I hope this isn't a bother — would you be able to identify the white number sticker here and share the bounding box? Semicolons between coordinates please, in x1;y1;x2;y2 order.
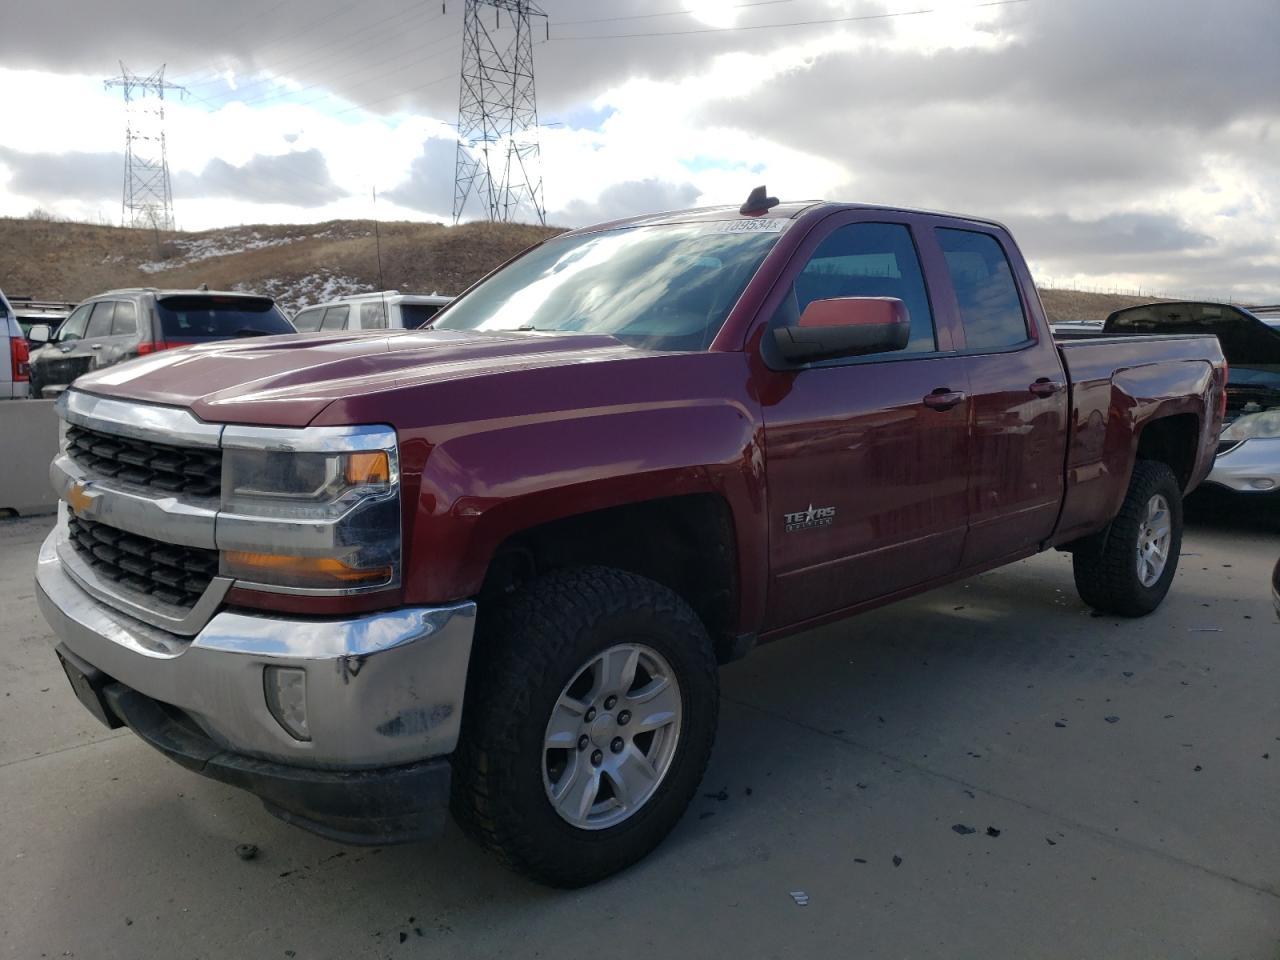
712;218;788;234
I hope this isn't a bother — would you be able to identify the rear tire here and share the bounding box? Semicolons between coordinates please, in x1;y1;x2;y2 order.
451;566;719;887
1072;460;1182;617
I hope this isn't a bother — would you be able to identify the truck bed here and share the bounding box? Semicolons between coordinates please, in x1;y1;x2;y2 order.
1053;333;1225;544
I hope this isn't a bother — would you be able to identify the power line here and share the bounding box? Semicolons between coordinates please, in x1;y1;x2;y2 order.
170;0;311;87
546;0;1029;41
554;0;794;28
178;0;414;91
221;27;461;112
176;1;447;108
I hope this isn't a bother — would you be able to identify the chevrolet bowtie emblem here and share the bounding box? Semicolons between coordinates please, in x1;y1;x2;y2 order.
67;480;95;515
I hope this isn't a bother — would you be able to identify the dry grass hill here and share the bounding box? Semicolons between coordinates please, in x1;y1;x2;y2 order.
2;216;1156;321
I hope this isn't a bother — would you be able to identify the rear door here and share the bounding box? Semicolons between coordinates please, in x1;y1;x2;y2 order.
759;212;972;628
929;223;1069;565
66;300;116;385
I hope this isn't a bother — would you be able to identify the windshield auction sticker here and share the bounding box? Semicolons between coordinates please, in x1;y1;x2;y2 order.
711;218;789;234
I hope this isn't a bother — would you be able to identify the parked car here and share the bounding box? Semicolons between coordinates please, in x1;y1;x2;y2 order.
0;288;31;399
291;291;452;333
35;191;1225;887
1055;301;1280;495
28;288;294;398
1273;555;1280;619
8;297;76;344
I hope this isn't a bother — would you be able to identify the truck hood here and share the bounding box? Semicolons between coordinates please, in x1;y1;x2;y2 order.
72;329;644;427
1104;301;1280;367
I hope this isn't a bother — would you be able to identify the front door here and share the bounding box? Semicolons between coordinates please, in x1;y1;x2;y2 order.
39;302;92;391
758;216;972;630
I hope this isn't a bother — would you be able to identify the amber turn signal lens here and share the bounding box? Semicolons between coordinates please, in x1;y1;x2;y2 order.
345;451;390;485
223;550;391;587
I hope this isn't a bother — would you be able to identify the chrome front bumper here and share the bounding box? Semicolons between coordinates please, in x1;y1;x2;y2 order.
36;530;476;770
1204;437;1280;494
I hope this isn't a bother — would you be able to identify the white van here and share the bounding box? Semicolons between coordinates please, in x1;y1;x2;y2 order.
292;291;452;334
0;288;31;399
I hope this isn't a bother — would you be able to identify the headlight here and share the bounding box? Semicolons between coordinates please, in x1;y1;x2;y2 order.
217;425;401;593
1220;410;1280;443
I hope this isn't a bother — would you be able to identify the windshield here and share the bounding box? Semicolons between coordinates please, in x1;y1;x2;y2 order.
156;296;294;341
432;221;787;351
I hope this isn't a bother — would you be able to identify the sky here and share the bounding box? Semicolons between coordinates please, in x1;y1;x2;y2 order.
2;0;1279;301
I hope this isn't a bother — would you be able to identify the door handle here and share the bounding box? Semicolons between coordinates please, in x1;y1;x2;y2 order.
58;345;73;353
90;344;104;350
1029;377;1062;397
923;388;966;411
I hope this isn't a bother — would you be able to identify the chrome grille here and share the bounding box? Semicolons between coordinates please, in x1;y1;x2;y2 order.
65;423;222;497
67;513;219;609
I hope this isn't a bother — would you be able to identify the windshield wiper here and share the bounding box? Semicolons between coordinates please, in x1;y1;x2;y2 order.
232;328;272;338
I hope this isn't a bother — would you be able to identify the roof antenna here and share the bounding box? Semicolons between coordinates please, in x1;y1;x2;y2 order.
740;184;779;216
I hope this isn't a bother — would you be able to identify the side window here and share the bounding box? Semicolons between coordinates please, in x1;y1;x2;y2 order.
85;301;116;339
320;305;350;331
292;308;323;332
775;222;936;354
59;304;92;342
360;302;388;330
936;228;1029;350
111;300;138;336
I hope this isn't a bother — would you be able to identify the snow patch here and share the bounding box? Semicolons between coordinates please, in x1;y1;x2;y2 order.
237;272;374;315
138;226;363;273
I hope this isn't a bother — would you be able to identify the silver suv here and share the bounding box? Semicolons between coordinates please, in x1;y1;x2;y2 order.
291;291;452;333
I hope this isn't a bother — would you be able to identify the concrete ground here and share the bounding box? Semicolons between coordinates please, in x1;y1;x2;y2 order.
2;498;1277;960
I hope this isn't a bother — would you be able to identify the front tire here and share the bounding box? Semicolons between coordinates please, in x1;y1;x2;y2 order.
1072;459;1182;617
451;566;719;887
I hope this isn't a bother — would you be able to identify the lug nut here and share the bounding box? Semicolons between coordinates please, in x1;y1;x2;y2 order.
584;707;597;722
578;734;589;751
603;695;618;710
610;737;624;754
590;749;603;767
617;710;631;725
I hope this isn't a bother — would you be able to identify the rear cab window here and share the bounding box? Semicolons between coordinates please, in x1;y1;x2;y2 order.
156;296;293;342
936;228;1029;350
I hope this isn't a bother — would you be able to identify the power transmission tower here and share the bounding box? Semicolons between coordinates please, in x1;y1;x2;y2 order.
105;62;185;231
452;1;548;225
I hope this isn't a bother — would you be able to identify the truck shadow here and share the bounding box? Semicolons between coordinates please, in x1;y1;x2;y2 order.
1185;486;1280;537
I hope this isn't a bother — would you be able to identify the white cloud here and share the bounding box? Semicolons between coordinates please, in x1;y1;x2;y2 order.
1;0;1278;299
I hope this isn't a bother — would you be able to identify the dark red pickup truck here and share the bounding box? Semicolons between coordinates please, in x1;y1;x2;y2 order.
36;191;1226;886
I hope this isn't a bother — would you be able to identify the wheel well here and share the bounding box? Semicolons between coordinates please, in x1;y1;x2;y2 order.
481;494;741;662
1135;413;1199;490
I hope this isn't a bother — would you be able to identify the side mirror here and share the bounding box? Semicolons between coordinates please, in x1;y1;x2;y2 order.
773;297;911;364
27;323;50;346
